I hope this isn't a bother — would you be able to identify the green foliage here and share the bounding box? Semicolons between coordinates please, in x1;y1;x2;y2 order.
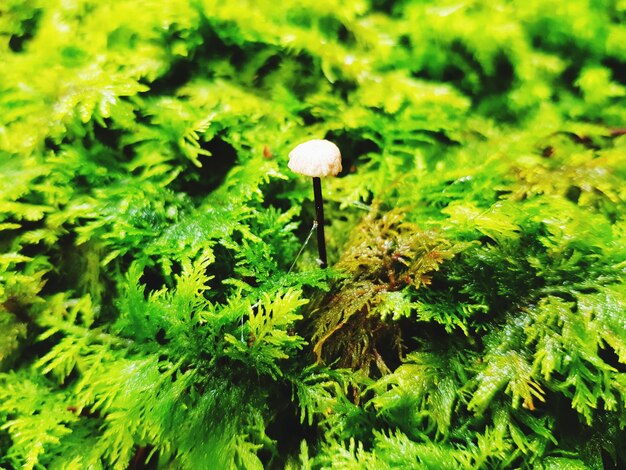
0;371;79;470
1;255;312;468
1;0;625;468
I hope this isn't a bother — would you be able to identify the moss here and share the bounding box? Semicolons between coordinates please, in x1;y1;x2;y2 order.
1;0;625;468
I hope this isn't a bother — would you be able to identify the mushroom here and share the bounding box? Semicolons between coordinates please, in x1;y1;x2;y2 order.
288;139;342;268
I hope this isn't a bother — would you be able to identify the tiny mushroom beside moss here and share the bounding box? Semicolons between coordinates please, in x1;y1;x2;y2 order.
288;139;342;268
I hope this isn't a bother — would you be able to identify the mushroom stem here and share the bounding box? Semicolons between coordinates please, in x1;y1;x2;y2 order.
312;177;327;268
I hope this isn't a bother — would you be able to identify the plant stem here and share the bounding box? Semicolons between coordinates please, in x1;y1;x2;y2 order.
312;177;327;268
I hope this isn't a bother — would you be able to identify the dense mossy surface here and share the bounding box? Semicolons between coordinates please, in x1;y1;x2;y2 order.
1;0;625;468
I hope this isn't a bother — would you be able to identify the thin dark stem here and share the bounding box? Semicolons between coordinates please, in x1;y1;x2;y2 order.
312;177;327;268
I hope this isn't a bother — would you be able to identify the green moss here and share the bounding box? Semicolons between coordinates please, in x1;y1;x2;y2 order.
1;0;625;468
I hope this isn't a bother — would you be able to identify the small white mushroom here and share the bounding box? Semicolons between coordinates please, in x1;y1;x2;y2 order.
288;139;342;177
288;139;342;268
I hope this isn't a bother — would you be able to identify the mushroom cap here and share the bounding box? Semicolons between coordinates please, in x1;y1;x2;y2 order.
288;139;342;177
